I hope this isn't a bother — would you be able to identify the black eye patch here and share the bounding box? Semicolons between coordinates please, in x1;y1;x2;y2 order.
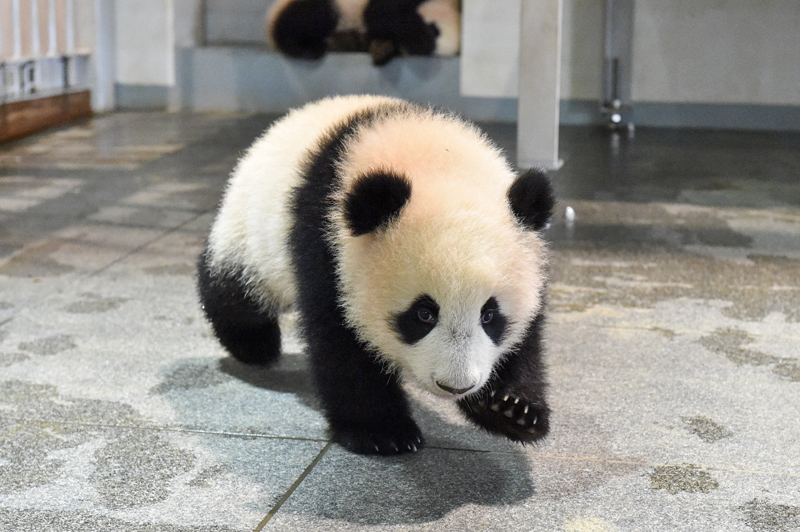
392;295;439;345
480;297;508;345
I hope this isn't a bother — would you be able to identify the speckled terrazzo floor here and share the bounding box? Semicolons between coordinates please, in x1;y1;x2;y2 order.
1;112;799;532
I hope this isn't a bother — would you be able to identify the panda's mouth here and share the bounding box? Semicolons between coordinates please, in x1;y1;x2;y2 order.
428;373;480;398
434;380;475;396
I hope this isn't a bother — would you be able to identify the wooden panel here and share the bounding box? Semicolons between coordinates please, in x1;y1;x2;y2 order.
0;90;91;142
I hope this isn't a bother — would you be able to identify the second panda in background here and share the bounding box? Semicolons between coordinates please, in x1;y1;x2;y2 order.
267;0;460;65
198;95;555;455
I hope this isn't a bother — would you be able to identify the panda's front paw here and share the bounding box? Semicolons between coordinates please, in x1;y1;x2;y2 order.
458;388;549;443
331;419;424;456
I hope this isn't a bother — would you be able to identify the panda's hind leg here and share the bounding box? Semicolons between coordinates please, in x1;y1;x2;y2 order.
197;248;281;365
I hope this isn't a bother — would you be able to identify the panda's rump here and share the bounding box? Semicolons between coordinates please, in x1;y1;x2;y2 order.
207;95;403;312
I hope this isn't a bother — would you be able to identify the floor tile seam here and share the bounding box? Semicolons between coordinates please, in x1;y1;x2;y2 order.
534;453;800;478
62;211;209;230
0;415;330;444
6;410;796;479
85;209;213;279
253;441;333;532
0;412;541;457
0;209;212;327
548;321;800;338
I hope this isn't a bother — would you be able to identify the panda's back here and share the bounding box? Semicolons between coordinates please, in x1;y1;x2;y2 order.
207;95;400;311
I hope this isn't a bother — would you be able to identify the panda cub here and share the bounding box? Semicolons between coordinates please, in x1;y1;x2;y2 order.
267;0;460;64
198;95;555;455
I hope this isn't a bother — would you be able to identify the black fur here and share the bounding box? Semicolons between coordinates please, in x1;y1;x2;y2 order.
289;104;424;455
343;172;412;236
271;0;339;60
196;247;282;365
507;169;555;231
392;294;439;345
458;312;550;443
364;0;439;61
480;297;508;346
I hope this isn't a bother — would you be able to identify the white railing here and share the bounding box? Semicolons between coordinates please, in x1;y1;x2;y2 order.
1;0;89;102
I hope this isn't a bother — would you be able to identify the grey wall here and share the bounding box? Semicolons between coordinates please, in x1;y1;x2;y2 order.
113;0;800;128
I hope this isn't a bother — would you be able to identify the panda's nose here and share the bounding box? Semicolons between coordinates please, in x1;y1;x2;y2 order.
436;380;476;395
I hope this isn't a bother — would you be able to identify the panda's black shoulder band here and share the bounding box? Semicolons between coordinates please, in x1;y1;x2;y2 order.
344;171;412;236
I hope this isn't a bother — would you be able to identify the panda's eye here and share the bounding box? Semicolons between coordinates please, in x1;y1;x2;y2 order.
480;297;508;345
393;295;440;345
417;308;436;324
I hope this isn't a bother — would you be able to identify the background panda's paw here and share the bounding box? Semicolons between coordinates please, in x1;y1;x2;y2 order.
331;420;424;456
458;388;550;443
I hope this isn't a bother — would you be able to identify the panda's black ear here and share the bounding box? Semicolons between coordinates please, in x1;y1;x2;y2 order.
343;171;412;236
507;169;555;231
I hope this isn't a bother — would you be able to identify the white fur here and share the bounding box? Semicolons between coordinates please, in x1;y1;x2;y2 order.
335;0;368;32
207;95;400;312
418;0;460;56
208;95;547;398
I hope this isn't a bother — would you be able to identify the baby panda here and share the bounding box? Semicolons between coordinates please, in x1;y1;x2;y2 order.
266;0;460;65
197;95;555;455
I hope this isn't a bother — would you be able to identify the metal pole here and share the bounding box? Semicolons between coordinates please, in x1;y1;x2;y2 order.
601;0;634;130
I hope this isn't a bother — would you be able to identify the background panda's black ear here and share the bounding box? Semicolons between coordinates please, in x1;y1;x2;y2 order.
507;169;555;231
344;172;412;236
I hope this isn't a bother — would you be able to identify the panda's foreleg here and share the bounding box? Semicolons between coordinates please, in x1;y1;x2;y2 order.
294;271;423;455
457;313;550;444
304;323;424;455
196;247;282;365
289;234;422;454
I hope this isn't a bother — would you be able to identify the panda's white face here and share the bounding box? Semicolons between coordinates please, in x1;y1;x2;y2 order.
329;108;549;400
334;210;547;399
391;292;508;397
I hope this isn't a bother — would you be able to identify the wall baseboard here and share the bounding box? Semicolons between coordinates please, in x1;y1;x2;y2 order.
1;91;92;143
115;84;175;110
562;99;800;132
631;101;800;132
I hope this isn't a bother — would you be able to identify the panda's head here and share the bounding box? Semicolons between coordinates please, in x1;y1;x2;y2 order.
331;163;554;399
